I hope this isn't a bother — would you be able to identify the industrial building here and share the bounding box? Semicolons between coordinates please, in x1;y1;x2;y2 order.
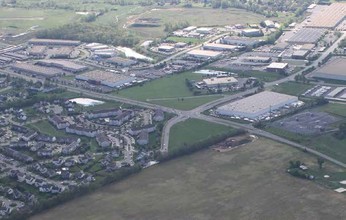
287;28;326;44
36;60;88;73
203;77;238;88
203;43;238;51
311;58;346;81
28;39;81;46
76;70;135;88
220;36;261;47
10;63;62;78
216;91;298;119
104;57;137;67
27;46;46;57
242;29;263;37
292;50;310;59
158;45;175;53
196;27;214;34
186;49;222;59
266;62;288;73
306;3;346;29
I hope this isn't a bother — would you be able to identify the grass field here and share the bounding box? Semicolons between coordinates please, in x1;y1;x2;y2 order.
271;81;314;96
28;120;69;137
236;70;285;82
0;8;79;33
30;138;346;220
317;103;346;118
117;72;223;110
127;7;266;39
168;118;234;151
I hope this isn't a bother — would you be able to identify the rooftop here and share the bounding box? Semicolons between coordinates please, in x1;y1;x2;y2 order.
217;91;297;114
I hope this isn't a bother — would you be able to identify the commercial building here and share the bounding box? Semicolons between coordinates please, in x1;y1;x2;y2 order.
76;70;136;88
36;60;88;73
27;46;46;57
186;49;222;59
266;62;288;73
287;28;326;44
242;29;263;37
47;47;74;59
28;39;81;46
203;43;238;51
216;91;298;119
306;3;346;29
311;58;346;81
10;63;62;78
203;77;238;88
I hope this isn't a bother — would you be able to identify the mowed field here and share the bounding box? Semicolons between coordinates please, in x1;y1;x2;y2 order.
117;72;223;110
30;138;346;220
0;8;79;33
168;118;235;151
127;7;266;38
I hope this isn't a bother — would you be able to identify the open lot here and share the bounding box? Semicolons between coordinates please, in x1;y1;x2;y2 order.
127;7;266;39
168;118;235;151
27;120;70;137
271;81;314;96
30;138;346;220
117;72;223;110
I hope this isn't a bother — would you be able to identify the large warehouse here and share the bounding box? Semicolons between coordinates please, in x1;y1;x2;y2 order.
306;3;346;29
203;77;238;88
311;58;346;81
216;91;298;119
203;43;238;51
76;70;135;88
36;60;88;73
10;63;62;78
286;28;326;44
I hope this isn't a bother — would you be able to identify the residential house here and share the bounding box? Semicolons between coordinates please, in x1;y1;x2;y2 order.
96;133;111;148
48;115;69;129
66;125;97;138
153;109;164;122
137;130;149;145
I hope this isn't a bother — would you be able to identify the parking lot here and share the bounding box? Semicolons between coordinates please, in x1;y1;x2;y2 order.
271;111;339;135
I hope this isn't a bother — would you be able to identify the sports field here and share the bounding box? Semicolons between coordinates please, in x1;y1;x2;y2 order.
117;72;223;110
30;138;346;220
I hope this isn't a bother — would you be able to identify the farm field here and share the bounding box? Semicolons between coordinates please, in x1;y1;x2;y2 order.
0;8;79;33
271;81;314;96
117;71;223;110
168;118;235;151
30;138;346;220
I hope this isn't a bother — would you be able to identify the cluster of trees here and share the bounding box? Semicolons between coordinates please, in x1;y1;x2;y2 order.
335;123;346;140
208;0;314;17
164;21;190;33
36;23;139;47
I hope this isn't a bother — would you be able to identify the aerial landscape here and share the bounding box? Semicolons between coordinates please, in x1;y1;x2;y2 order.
0;0;345;219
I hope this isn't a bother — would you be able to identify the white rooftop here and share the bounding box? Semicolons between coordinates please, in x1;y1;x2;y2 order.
217;91;297;114
267;62;288;69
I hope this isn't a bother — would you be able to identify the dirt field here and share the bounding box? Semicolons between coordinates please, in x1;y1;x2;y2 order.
30;138;346;220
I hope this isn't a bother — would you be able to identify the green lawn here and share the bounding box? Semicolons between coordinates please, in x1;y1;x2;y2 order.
271;81;314;96
169;118;235;151
236;70;285;82
117;72;223;110
317;103;346;118
0;8;80;33
28;120;69;137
